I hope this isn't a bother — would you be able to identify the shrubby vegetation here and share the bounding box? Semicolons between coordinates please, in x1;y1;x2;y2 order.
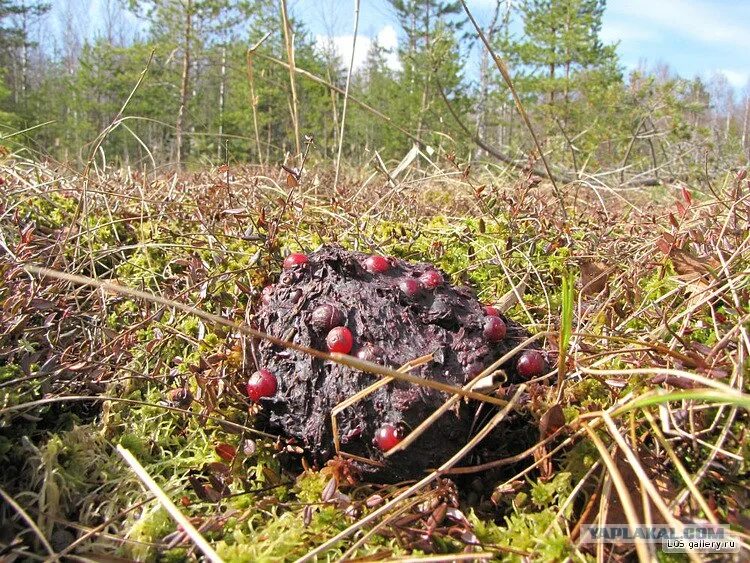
0;0;748;179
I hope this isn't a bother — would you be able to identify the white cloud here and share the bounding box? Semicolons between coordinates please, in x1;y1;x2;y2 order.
315;25;401;71
718;69;750;89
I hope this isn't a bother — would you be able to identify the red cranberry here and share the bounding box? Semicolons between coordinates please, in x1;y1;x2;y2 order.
311;304;345;333
246;369;277;402
283;253;308;269
485;305;499;316
374;423;403;452
364;255;390;274
261;285;275;305
398;278;421;299
419;270;443;290
326;326;353;354
483;316;507;342
517;350;546;378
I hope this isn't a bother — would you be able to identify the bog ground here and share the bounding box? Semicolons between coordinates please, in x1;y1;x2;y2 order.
0;154;748;561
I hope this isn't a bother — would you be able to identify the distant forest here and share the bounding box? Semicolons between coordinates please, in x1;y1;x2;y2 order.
1;0;749;181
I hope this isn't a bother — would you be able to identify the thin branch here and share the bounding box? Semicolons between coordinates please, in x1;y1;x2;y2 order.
460;0;568;222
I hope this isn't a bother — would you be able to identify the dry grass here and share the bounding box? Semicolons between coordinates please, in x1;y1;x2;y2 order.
0;145;748;561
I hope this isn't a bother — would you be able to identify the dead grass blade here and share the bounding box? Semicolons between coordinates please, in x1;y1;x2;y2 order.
279;0;300;156
0;485;56;558
581;422;653;561
116;445;223;563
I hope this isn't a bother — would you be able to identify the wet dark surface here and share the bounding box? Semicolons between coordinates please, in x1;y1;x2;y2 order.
255;246;544;482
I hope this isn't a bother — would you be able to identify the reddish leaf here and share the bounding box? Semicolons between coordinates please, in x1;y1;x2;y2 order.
207;462;231;475
215;443;236;462
203;484;223;503
20;224;34;244
236;281;253;295
676;200;687;217
655;236;671;255
681;185;692;206
539;404;566;438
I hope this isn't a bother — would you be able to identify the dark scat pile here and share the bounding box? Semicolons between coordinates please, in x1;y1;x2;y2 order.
255;246;544;482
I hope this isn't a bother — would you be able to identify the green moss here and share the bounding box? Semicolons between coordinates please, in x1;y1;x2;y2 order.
295;471;328;503
570;377;612;410
126;506;175;560
563;440;599;481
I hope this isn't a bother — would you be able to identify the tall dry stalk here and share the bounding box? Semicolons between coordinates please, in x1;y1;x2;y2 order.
280;0;301;157
333;0;360;191
247;33;270;165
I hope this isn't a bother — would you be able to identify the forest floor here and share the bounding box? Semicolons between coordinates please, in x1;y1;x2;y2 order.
0;152;748;562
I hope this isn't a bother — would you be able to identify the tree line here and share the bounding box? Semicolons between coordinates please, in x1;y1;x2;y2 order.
1;0;749;181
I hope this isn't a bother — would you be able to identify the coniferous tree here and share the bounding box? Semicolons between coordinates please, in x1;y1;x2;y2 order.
516;0;617;113
0;0;50;120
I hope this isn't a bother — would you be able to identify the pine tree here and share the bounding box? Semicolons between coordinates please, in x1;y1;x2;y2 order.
516;0;617;112
0;0;50;114
388;0;468;149
126;0;252;166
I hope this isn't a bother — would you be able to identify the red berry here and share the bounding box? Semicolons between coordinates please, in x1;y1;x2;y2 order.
483;316;507;342
364;255;390;274
485;305;499;316
326;326;353;354
283;253;308;269
261;285;275;305
246;369;277;402
516;350;546;379
419;270;443;290
374;424;403;451
311;304;345;333
398;278;421;299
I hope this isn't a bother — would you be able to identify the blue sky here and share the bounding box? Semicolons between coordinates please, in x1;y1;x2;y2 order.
292;0;750;91
49;0;750;92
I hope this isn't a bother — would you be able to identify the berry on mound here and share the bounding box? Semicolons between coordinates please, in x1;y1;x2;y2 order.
483;316;507;342
356;343;387;364
374;423;403;452
419;270;443;290
516;350;546;378
484;305;499;316
364;255;390;274
311;304;345;333
398;278;421;299
246;369;277;402
283;253;308;269
326;326;354;354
